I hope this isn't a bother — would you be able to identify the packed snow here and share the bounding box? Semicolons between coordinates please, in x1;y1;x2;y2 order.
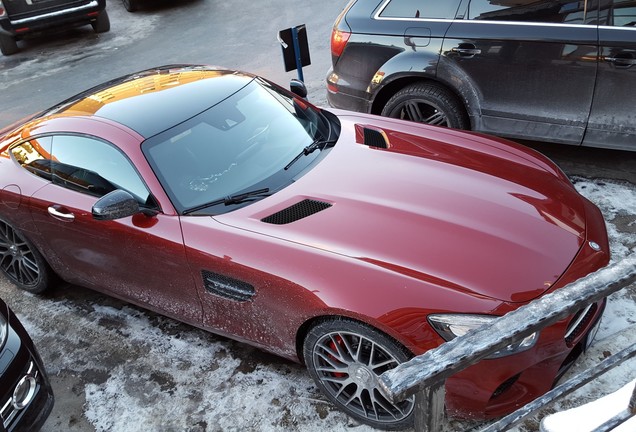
540;379;636;432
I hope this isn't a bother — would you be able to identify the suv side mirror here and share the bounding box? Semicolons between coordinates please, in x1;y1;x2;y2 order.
92;189;140;221
290;79;307;98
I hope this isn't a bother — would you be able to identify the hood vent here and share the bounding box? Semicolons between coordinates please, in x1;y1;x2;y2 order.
360;125;389;149
202;270;255;302
261;199;332;225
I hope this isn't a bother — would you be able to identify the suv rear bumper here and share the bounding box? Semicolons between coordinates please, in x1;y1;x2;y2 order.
0;0;102;37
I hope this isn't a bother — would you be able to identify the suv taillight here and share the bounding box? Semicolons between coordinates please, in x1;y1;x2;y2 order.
331;28;350;58
0;1;5;18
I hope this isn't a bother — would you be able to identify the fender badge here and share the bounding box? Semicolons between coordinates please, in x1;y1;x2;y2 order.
589;241;601;251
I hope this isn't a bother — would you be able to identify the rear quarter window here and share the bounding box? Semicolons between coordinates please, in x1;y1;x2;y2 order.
379;0;462;19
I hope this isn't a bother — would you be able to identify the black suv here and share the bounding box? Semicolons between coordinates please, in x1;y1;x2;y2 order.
0;0;109;56
0;297;54;431
327;0;636;151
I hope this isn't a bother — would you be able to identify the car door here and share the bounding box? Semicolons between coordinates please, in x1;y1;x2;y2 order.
439;0;599;144
26;134;202;323
583;0;636;150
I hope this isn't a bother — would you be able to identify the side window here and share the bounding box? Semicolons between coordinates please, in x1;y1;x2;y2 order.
464;0;590;24
379;0;462;19
50;135;152;204
607;0;636;26
10;136;54;181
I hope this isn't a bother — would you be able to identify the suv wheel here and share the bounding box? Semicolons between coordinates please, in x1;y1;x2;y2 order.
0;34;19;56
92;10;111;33
122;0;139;12
382;83;469;130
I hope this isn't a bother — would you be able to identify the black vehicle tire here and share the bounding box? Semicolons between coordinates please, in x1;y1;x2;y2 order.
92;10;111;33
122;0;139;12
0;218;55;294
303;319;415;430
381;82;469;130
0;34;19;56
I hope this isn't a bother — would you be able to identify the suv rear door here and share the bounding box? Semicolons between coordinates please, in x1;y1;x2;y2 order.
439;0;599;144
583;0;636;150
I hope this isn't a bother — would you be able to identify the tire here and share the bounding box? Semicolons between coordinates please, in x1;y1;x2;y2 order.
0;218;54;294
381;82;469;130
122;0;139;12
0;34;19;56
92;10;111;33
303;319;415;430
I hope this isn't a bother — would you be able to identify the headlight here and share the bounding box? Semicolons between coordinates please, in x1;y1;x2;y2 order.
428;314;538;359
0;312;7;348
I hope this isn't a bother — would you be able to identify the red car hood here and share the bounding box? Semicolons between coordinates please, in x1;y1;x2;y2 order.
217;113;587;303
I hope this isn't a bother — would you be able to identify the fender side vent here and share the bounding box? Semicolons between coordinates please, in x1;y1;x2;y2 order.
363;127;389;149
261;199;332;225
202;270;255;302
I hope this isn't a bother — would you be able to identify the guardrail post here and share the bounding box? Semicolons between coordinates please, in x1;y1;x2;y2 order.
414;381;446;432
630;382;636;415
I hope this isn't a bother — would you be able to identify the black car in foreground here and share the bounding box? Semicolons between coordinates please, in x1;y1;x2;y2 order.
0;297;53;431
0;0;108;55
327;0;636;151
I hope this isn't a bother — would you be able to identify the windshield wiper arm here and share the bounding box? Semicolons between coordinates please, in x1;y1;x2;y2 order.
182;187;270;215
284;138;336;171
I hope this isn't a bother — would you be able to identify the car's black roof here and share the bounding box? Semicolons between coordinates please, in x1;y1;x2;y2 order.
44;65;254;139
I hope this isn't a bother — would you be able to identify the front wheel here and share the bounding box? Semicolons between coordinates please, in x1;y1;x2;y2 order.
0;218;54;294
381;83;469;130
303;319;415;430
91;10;111;33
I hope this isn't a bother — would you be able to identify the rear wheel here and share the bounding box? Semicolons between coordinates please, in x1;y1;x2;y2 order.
0;34;19;56
0;218;54;294
381;82;469;130
92;10;111;33
303;319;415;430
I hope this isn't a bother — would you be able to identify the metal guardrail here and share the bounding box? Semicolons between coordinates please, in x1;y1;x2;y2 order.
377;254;636;431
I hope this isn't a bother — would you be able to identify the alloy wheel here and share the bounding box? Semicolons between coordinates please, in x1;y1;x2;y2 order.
0;220;40;287
311;329;414;425
396;100;448;126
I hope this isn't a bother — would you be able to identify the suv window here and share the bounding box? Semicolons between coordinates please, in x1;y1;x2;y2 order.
49;135;151;203
463;0;589;24
379;0;462;19
607;0;636;26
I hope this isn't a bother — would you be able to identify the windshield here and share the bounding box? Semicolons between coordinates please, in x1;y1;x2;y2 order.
142;78;334;215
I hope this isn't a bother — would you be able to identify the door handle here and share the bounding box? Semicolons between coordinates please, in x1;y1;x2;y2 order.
48;206;75;222
604;56;636;67
451;45;481;57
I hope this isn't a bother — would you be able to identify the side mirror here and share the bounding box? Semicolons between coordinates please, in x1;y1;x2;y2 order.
290;79;308;98
92;189;140;221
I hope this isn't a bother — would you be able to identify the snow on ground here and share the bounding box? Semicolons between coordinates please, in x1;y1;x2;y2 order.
540;379;636;432
3;177;634;432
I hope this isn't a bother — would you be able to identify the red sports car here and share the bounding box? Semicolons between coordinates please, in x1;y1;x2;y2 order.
0;65;609;430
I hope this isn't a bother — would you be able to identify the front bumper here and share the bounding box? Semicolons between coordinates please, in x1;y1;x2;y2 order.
445;195;610;419
445;299;605;419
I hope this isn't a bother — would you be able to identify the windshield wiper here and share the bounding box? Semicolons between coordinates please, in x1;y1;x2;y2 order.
284;138;336;171
182;188;270;215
